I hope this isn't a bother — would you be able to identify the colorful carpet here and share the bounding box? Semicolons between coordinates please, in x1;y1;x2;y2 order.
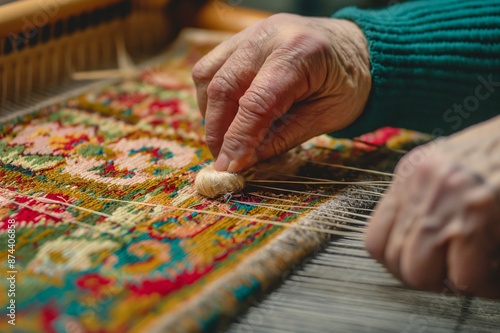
0;30;429;332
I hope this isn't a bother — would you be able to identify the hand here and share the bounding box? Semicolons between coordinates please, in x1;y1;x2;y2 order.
366;116;500;298
192;13;371;172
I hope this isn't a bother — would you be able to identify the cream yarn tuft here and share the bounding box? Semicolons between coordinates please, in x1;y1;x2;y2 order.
195;164;245;198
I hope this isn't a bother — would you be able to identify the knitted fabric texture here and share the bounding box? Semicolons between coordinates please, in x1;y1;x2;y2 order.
332;0;500;138
0;32;428;332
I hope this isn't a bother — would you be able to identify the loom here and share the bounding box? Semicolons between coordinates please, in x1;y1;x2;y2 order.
1;1;499;332
0;0;266;113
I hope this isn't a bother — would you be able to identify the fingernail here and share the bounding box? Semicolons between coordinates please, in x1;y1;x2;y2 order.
214;153;229;171
227;160;241;173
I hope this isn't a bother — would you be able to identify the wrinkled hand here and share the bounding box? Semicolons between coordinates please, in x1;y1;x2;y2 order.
367;116;500;298
192;13;371;172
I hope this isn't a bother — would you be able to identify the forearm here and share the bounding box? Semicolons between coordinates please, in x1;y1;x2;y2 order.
331;0;500;137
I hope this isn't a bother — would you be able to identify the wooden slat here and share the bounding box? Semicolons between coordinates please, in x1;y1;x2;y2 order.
195;1;270;32
0;0;122;37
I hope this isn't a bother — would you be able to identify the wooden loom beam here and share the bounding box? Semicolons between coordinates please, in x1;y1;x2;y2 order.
0;0;269;109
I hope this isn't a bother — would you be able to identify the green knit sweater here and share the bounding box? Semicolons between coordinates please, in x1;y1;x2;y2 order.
331;0;500;137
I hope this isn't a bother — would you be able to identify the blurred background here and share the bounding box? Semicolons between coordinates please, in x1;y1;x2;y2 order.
235;0;395;16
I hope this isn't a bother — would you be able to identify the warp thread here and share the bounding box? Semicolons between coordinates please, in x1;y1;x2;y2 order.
195;164;245;198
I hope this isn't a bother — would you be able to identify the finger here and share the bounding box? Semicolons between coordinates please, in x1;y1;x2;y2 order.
214;54;310;172
364;150;424;264
447;186;500;298
383;156;452;281
192;33;244;117
381;177;416;280
204;46;267;157
399;215;448;292
395;166;469;291
406;166;498;295
447;224;499;298
364;184;400;264
415;159;457;214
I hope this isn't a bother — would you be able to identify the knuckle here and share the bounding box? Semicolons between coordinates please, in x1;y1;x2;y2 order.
204;132;222;151
206;76;236;102
292;33;330;54
269;12;292;21
276;33;330;65
418;160;440;184
262;13;293;27
418;217;444;236
395;147;435;179
441;170;463;193
239;87;276;119
206;80;224;101
192;60;211;84
249;15;285;44
224;131;255;152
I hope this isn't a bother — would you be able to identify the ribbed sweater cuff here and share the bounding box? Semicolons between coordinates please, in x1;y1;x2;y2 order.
331;0;500;138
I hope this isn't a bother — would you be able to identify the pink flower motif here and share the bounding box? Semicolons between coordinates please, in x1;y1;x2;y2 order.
10;123;99;156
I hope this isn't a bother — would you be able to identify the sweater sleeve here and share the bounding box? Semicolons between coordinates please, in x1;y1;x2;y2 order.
330;0;500;138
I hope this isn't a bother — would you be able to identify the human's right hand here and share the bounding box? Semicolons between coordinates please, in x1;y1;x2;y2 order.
366;116;500;298
192;13;371;172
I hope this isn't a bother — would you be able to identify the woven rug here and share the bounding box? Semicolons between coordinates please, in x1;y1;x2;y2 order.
0;30;429;332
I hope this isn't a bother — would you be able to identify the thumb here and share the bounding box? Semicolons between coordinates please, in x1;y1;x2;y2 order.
250;103;341;164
